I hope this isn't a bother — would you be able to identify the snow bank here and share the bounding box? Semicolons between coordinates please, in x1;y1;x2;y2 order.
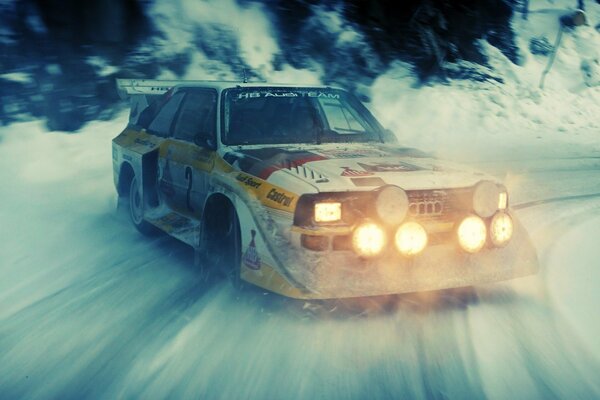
370;0;600;159
148;0;599;160
149;0;320;84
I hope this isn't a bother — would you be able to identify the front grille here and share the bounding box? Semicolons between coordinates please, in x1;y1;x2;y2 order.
407;188;472;221
294;187;473;228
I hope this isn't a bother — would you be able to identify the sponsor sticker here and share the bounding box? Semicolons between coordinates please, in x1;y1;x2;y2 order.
237;91;340;100
242;229;261;270
318;149;383;159
340;166;374;177
236;173;262;189
266;188;294;207
357;161;422;172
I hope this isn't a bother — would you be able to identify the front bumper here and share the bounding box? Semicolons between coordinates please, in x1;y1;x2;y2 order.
270;217;539;299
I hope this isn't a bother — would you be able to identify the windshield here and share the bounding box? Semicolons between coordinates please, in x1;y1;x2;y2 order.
221;87;384;145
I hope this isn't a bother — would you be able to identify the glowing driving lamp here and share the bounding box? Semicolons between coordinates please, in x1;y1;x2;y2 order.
490;212;513;247
395;222;428;256
457;215;487;253
314;202;342;223
352;222;386;257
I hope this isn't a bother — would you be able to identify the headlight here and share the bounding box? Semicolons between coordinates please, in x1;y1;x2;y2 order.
490;212;513;247
498;191;508;210
457;215;487;253
314;202;342;223
473;181;501;218
352;222;386;257
395;222;428;256
375;186;409;225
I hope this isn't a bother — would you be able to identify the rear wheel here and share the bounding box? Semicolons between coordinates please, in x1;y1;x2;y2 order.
128;176;157;235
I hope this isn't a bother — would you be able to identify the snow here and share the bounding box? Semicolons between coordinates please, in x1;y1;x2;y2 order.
368;1;600;160
149;0;319;82
0;72;34;84
547;215;600;360
1;0;600;398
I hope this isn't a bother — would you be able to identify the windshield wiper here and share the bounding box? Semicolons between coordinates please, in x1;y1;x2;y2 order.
331;127;365;134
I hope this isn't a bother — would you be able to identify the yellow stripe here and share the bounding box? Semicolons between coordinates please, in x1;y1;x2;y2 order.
113;129;160;149
241;262;314;299
159;139;215;172
231;172;299;213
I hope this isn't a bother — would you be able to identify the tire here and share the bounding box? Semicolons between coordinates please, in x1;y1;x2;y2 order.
128;176;158;236
201;205;245;290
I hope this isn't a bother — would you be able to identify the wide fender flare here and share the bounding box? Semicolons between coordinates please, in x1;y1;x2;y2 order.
203;180;308;291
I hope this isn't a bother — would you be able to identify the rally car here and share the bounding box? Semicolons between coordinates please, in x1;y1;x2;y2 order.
112;79;539;299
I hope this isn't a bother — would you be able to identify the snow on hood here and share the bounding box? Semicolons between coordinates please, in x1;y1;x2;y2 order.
224;143;493;193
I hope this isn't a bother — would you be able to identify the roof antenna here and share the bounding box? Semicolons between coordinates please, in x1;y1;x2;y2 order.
242;68;248;83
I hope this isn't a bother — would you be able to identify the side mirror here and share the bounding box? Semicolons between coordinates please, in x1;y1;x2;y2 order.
560;10;586;28
194;132;217;150
382;129;398;144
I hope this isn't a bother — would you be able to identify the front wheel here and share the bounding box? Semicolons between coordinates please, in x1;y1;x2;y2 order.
200;206;246;290
128;176;157;235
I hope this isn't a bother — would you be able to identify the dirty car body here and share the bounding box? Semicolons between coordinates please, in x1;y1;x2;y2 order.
112;79;539;299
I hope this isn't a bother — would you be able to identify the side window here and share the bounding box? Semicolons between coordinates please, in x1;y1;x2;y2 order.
173;89;217;143
147;91;185;137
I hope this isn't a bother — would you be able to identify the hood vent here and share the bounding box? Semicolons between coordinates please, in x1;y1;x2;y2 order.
284;160;329;183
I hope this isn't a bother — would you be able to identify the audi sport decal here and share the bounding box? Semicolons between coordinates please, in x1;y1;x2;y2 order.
236;173;262;189
242;229;261;270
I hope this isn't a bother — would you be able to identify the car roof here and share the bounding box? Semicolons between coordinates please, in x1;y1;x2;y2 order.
173;81;345;92
116;78;347;99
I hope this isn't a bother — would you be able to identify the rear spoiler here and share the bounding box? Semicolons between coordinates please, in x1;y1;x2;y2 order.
116;79;181;124
115;78;244;99
116;79;181;99
115;78;243;124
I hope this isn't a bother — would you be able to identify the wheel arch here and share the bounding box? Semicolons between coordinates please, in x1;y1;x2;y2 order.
201;191;253;250
203;192;235;219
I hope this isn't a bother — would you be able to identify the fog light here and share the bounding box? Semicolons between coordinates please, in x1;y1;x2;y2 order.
457;215;487;253
395;222;428;256
473;181;501;218
490;212;513;247
375;186;409;225
352;222;386;257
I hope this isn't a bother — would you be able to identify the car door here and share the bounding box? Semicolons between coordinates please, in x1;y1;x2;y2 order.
161;88;218;217
143;90;186;210
128;90;184;211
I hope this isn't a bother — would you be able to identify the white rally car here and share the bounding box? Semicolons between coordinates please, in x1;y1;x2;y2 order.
112;79;539;299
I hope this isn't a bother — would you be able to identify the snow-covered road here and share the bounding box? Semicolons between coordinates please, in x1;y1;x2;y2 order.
0;117;599;399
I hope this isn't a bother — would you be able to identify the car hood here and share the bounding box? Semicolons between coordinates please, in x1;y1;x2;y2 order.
224;143;493;193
